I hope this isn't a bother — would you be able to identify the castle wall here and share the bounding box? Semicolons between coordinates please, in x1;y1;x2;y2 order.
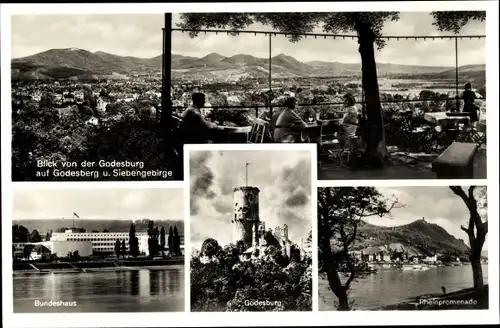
232;220;255;247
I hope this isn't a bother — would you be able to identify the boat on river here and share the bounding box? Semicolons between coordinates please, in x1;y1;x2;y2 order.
402;264;430;271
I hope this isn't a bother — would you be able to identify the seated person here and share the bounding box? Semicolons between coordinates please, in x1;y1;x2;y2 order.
338;93;359;145
179;92;224;144
268;108;284;137
273;97;307;143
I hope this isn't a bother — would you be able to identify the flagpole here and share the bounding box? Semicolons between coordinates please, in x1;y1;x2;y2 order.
73;213;75;229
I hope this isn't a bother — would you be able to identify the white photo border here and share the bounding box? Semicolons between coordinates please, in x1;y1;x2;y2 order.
1;1;499;327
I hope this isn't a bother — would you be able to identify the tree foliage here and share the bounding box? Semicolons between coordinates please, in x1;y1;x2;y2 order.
191;238;312;312
160;226;166;257
114;239;121;258
178;12;399;48
12;225;30;243
168;226;174;255
129;223;140;258
431;11;486;33
121;239;127;258
318;187;400;310
173;225;182;256
147;220;160;257
11;94;173;181
28;229;43;243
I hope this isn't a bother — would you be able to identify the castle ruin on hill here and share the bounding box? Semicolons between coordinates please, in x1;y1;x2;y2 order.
230;165;299;260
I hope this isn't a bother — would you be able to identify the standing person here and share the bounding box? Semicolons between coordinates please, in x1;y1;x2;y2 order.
273;97;307;143
461;82;479;123
179;92;223;144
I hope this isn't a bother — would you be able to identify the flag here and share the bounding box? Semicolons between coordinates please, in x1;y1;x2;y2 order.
73;212;80;218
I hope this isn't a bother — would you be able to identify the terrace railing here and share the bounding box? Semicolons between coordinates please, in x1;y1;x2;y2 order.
162;13;486;125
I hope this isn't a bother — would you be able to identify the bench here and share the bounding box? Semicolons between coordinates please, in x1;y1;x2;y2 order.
432;142;479;179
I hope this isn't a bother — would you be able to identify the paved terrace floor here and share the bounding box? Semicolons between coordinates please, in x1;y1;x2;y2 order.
318;148;487;180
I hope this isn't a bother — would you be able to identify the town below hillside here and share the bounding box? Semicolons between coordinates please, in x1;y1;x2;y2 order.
346;218;477;265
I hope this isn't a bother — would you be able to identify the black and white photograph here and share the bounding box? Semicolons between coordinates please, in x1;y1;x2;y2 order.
170;11;487;180
11;14;183;181
188;145;314;311
12;188;185;312
317;186;488;311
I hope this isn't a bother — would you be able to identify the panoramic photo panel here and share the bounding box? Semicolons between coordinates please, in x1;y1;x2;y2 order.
11;14;181;181
317;185;488;311
12;188;185;313
170;11;486;180
188;146;314;312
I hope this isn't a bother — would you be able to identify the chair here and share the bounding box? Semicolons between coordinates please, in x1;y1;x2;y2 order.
247;118;272;143
318;120;340;165
338;136;363;167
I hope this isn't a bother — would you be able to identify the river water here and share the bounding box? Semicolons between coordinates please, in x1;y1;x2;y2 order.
319;264;488;311
13;266;184;312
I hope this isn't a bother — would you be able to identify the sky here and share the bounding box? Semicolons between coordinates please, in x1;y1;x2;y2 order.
11;14;164;58
367;186;488;250
172;12;486;66
190;149;312;250
13;188;184;221
10;13;485;65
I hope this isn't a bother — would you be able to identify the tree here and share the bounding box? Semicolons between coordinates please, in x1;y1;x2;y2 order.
129;223;140;258
147;220;160;257
12;225;30;243
173;226;181;255
121;239;127;259
168;226;174;255
45;230;53;241
191;238;312;311
317;187;400;310
115;239;121;258
178;12;485;166
103;229;110;233
29;229;42;243
450;186;488;290
160;226;166;257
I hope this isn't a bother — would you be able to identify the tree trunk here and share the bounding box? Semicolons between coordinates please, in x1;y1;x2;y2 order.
469;236;485;290
322;237;351;311
326;270;350;311
470;258;484;290
356;22;387;167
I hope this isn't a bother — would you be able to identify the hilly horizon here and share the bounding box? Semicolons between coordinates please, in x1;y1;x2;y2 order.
354;218;471;257
13;218;185;235
11;48;485;81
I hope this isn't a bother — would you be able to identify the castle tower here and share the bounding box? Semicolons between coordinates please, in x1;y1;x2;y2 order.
232;186;260;248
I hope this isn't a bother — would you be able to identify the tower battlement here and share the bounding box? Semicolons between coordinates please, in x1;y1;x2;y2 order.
233;186;260;193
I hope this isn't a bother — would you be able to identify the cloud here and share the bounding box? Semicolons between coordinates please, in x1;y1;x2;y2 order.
190;149;312;248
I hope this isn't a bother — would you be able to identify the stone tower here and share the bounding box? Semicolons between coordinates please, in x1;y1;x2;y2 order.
232;186;260;248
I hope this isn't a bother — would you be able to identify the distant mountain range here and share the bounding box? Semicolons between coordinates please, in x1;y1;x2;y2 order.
172;52;485;80
11;48;161;81
353;218;471;257
11;48;485;81
13;219;184;235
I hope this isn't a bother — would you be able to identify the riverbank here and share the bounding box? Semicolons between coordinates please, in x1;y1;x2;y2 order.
378;285;489;310
13;257;184;275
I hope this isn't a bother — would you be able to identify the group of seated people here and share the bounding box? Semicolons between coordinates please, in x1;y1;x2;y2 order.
177;91;363;145
269;93;361;145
